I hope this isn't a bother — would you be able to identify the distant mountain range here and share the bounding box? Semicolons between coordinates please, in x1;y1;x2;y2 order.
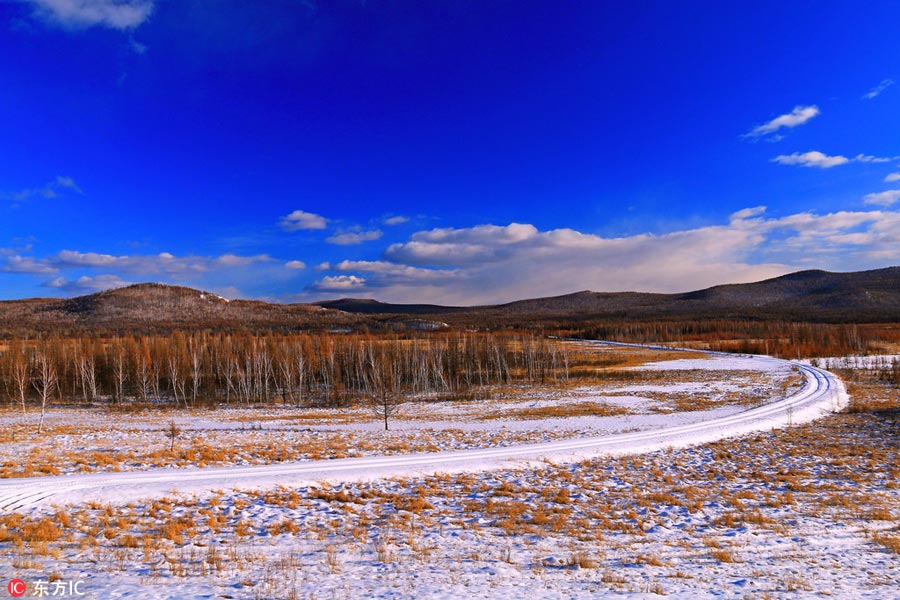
1;267;899;335
317;267;900;324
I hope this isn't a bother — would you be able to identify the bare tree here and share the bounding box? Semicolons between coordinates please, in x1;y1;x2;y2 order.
32;347;58;434
77;345;98;405
7;340;31;417
110;340;128;404
368;344;404;431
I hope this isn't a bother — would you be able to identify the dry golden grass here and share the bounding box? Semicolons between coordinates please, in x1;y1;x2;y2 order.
481;401;629;420
709;548;741;563
873;531;900;554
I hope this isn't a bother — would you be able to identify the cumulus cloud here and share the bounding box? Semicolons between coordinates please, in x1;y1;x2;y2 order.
279;210;328;231
308;275;367;292
863;190;900;207
326;229;383;245
24;0;154;31
285;260;306;270
884;173;900;183
745;105;819;139
383;215;409;226
0;176;82;202
863;79;895;100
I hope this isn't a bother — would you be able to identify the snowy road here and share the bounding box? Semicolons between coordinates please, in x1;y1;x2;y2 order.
0;347;847;512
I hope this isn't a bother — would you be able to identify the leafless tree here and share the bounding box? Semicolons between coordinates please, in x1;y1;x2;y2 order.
32;347;58;434
367;344;404;431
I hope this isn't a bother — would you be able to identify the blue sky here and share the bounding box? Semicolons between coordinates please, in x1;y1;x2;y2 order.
1;0;899;304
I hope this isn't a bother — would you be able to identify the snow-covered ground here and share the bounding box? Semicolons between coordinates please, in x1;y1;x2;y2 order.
4;342;891;600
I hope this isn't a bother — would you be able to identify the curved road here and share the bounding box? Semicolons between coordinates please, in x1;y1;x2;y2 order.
0;346;847;513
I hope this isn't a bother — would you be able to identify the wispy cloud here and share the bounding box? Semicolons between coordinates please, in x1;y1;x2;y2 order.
0;176;82;202
772;151;848;169
853;154;896;163
44;274;132;294
745;105;819;139
884;173;900;183
772;151;895;169
862;79;895;100
1;250;274;277
383;215;409;226
863;190;900;207
23;0;154;31
279;210;328;231
326;229;383;245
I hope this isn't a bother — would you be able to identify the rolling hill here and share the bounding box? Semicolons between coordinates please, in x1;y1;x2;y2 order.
1;267;899;336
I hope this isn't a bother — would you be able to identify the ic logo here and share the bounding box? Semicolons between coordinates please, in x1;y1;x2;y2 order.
7;579;27;597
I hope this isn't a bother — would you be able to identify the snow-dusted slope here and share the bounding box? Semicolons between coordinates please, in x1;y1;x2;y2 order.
0;346;846;513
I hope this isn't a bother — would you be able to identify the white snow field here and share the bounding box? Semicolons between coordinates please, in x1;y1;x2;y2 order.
6;342;891;600
0;345;845;512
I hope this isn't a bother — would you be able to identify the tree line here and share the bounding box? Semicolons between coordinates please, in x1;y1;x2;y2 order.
574;320;900;359
0;332;573;417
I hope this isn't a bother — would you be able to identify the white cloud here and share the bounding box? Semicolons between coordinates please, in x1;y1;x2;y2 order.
29;250;273;275
0;176;82;202
44;274;132;294
279;210;328;231
863;79;895;100
771;152;895;169
885;173;900;183
383;215;409;226
308;275;367;292
745;105;819;138
285;260;306;270
852;154;893;164
771;151;849;169
213;253;273;268
55;249;120;267
24;0;154;31
863;190;900;207
0;255;59;274
326;229;383;245
730;206;767;221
